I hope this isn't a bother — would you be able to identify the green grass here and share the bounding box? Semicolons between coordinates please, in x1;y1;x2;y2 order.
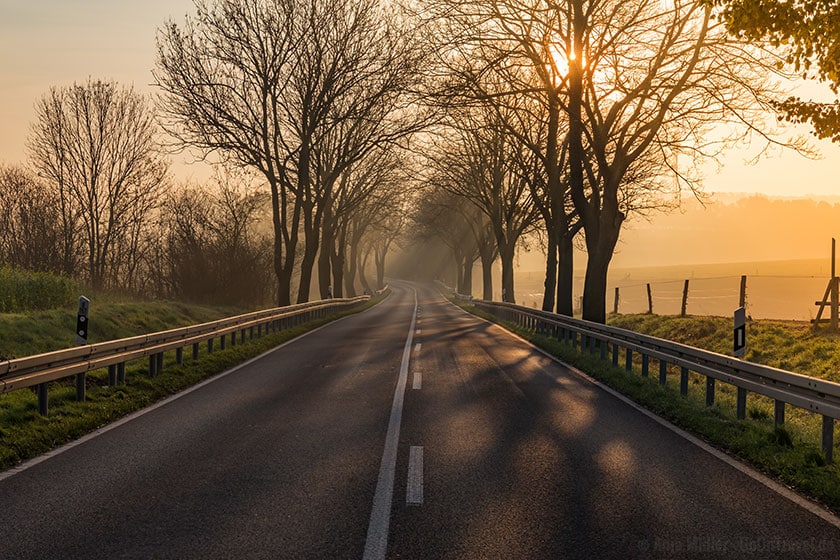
462;305;840;514
0;300;242;360
0;292;387;471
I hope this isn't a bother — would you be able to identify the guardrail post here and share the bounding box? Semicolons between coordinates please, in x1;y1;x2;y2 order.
157;352;164;373
641;354;649;377
774;400;785;426
220;334;227;350
37;383;48;415
822;416;834;464
76;371;86;402
612;343;619;366
258;324;263;337
108;364;117;386
736;387;747;420
176;347;184;365
705;376;715;406
625;348;633;372
250;326;254;340
208;338;214;354
659;360;667;385
680;367;689;396
117;363;126;385
600;340;607;360
241;329;247;343
149;355;158;377
192;342;200;360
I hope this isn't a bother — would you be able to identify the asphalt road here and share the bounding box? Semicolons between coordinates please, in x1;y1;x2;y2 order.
1;281;839;559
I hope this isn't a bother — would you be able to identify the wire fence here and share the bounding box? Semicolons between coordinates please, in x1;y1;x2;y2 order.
607;275;829;320
514;275;831;321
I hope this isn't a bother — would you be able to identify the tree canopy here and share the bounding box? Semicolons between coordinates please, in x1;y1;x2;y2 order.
715;0;840;141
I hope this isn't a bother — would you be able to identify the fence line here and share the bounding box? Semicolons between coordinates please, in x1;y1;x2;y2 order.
606;275;833;321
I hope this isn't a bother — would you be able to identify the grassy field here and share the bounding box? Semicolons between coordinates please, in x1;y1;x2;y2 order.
462;304;840;514
0;286;386;471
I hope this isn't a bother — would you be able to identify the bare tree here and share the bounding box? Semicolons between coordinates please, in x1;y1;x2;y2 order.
27;79;168;291
161;174;272;306
155;0;430;305
425;104;540;302
0;164;66;273
423;0;802;322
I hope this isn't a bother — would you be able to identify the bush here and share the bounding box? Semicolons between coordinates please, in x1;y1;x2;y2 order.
0;267;79;313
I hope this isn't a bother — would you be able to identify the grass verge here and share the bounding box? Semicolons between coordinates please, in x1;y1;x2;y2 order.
459;303;840;515
0;292;388;472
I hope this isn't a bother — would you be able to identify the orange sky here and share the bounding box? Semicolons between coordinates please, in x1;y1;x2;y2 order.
2;1;840;196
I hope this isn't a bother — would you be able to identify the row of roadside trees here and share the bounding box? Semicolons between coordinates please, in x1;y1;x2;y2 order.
2;0;836;320
409;0;832;322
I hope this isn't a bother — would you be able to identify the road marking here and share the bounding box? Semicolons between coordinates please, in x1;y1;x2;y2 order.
406;446;424;506
414;343;421;353
413;370;422;390
447;300;840;532
363;288;418;560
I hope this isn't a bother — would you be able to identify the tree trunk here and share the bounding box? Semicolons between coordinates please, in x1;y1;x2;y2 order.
359;245;373;294
462;257;474;297
331;222;347;298
500;245;515;303
556;234;574;316
318;209;334;299
479;249;494;300
542;227;558;312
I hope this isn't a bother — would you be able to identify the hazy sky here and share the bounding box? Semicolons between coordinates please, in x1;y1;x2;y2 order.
2;0;840;196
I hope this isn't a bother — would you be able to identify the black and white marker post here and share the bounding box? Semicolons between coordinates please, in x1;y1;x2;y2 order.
75;296;90;402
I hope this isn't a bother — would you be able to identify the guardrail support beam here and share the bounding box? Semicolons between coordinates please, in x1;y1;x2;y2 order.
706;376;716;406
774;400;785;426
822;416;834;464
149;355;158;377
108;364;117;386
659;360;668;386
37;383;48;416
680;367;689;396
625;348;633;373
641;354;649;378
76;373;86;402
117;362;126;385
176;347;184;365
736;388;747;420
612;343;619;366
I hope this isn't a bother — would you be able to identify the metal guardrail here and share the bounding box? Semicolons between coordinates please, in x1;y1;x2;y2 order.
471;299;840;463
0;296;370;415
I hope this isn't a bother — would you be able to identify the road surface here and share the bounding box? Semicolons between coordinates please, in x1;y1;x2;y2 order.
1;281;838;558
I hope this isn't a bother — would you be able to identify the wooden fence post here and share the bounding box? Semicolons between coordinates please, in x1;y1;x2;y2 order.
613;287;619;314
681;279;689;317
739;275;747;309
646;283;653;314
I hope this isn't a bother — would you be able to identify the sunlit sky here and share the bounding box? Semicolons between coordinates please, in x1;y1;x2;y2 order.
2;0;840;196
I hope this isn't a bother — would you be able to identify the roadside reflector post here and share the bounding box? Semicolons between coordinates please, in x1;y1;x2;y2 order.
75;296;90;402
733;307;746;358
